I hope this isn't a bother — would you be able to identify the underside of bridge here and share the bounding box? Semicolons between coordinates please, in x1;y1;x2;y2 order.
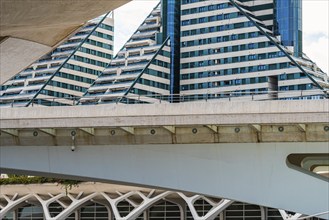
0;101;328;218
0;0;131;84
1;143;328;219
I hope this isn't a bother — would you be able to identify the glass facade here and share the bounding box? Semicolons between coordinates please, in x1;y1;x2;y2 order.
275;0;302;57
166;0;181;101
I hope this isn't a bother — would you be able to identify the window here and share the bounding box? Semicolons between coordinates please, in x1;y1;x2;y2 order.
248;43;255;49
248;55;257;60
258;65;267;71
199;7;206;12
182;20;190;26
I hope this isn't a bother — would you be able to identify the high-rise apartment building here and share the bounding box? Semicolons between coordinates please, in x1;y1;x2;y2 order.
80;4;172;105
0;13;114;107
81;0;328;105
179;0;320;101
1;0;328;106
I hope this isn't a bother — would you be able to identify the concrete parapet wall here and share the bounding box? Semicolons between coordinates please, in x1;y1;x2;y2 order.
0;100;328;128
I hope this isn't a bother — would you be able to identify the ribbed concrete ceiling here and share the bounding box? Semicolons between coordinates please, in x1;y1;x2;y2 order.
0;0;131;46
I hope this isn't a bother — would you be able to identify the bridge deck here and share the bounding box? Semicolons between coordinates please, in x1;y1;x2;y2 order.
1;100;328;145
1;100;329;217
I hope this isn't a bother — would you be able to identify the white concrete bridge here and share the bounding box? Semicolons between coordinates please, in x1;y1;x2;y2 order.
0;100;329;218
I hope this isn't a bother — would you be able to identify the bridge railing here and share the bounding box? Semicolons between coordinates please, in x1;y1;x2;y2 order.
1;90;328;107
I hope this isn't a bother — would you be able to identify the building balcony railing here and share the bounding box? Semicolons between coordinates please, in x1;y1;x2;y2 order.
96;73;139;83
104;62;147;74
131;31;157;39
2;90;327;108
51;49;75;57
137;23;161;32
57;41;81;49
89;81;132;92
111;54;154;66
125;39;156;48
34;66;58;74
0;92;36;100
35;57;66;66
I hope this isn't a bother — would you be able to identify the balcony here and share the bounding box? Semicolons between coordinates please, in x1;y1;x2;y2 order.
96;73;139;83
3;85;25;94
151;9;160;16
125;39;156;48
111;54;154;66
138;23;161;32
104;62;146;75
70;33;89;40
51;49;75;57
89;81;132;92
0;91;36;100
35;57;66;66
131;31;157;39
57;41;81;49
34;66;58;74
5;78;26;86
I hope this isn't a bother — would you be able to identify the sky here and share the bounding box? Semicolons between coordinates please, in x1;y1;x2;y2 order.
113;0;329;73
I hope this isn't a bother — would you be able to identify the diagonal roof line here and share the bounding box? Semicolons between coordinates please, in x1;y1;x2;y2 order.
27;12;112;107
229;0;328;98
119;36;171;103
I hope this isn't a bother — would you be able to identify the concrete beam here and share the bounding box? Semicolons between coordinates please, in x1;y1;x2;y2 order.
296;124;307;132
250;124;261;132
121;127;135;135
39;129;56;137
0;100;328;129
0;129;18;137
1;124;328;145
0;142;328;217
205;125;218;133
163;126;176;134
79;128;95;136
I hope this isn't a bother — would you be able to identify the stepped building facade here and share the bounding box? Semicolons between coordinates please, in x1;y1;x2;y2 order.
81;0;328;105
0;14;114;107
1;0;328;106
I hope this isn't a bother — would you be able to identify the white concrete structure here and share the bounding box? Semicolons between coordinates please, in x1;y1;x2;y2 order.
1;143;328;218
1;182;302;220
0;100;328;217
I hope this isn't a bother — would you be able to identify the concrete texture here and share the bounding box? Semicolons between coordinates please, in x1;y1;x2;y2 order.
0;100;328;129
0;0;130;47
0;101;328;217
0;0;130;83
0;38;51;84
1;143;328;217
